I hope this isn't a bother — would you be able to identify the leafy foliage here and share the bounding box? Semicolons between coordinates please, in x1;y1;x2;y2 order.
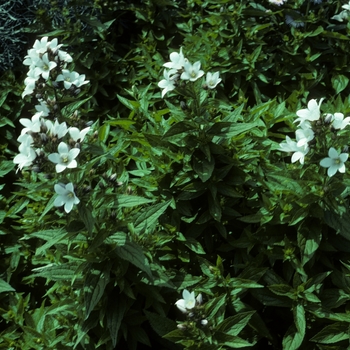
2;0;350;349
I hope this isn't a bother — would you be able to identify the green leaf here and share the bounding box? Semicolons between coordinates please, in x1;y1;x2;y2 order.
310;322;350;344
206;294;226;319
27;262;81;281
107;295;127;347
0;160;15;177
282;324;304;350
298;220;322;266
144;311;177;337
207;122;257;138
193;154;215;182
0;279;15;293
117;94;140;110
332;74;349;94
162;121;197;138
133;200;171;235
294;304;306;338
78;203;95;235
98;123;110;143
215;311;255;336
115;241;153;279
183;237;206;254
116;194;154;208
61;96;92;115
84;263;111;318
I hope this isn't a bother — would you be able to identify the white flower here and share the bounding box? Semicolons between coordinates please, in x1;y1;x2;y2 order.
295;128;314;147
269;0;286;5
158;68;178;98
175;289;197;313
54;183;80;213
34;53;57;80
342;1;350;10
57;50;73;63
48;142;80;173
20;112;44;135
35;101;50;117
320;147;348;177
181;61;205;82
279;136;309;164
69;126;91;142
22;68;40;98
47;38;62;53
331;10;349;22
331;112;350;130
294;98;324;127
45;120;69;139
206;72;222;89
56;70;89;89
32;36;50;54
23;49;40;67
163;47;186;70
13;135;37;171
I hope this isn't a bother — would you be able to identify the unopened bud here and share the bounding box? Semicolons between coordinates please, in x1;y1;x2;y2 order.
31;165;41;173
343;145;349;153
109;173;117;182
324;113;333;124
201;319;208;326
177;324;186;330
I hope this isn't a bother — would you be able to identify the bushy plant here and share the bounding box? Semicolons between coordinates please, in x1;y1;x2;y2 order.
3;0;350;349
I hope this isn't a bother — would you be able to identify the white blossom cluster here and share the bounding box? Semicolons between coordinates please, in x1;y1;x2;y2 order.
175;289;208;329
331;1;350;22
279;98;350;177
158;48;222;98
14;37;90;213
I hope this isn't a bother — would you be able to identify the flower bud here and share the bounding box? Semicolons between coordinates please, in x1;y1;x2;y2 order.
31;165;41;173
109;173;117;182
324;113;333;124
201;319;208;326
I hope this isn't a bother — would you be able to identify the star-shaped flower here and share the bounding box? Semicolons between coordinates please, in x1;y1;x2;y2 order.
206;72;222;89
54;183;80;213
163;47;186;70
320;147;348;177
48;142;80;173
294;98;324;127
181;61;205;82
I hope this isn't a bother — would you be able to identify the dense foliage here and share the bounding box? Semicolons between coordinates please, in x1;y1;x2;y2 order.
2;0;350;349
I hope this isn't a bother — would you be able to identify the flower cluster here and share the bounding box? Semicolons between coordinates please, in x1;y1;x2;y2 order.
22;36;88;98
331;1;350;22
158;48;222;98
14;37;91;213
278;98;350;177
175;289;208;329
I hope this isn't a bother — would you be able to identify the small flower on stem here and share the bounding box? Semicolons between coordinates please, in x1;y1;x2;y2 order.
320;147;348;177
48;141;80;173
163;47;186;70
205;72;222;89
158;69;178;98
54;183;80;213
294;98;324;128
181;61;205;82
